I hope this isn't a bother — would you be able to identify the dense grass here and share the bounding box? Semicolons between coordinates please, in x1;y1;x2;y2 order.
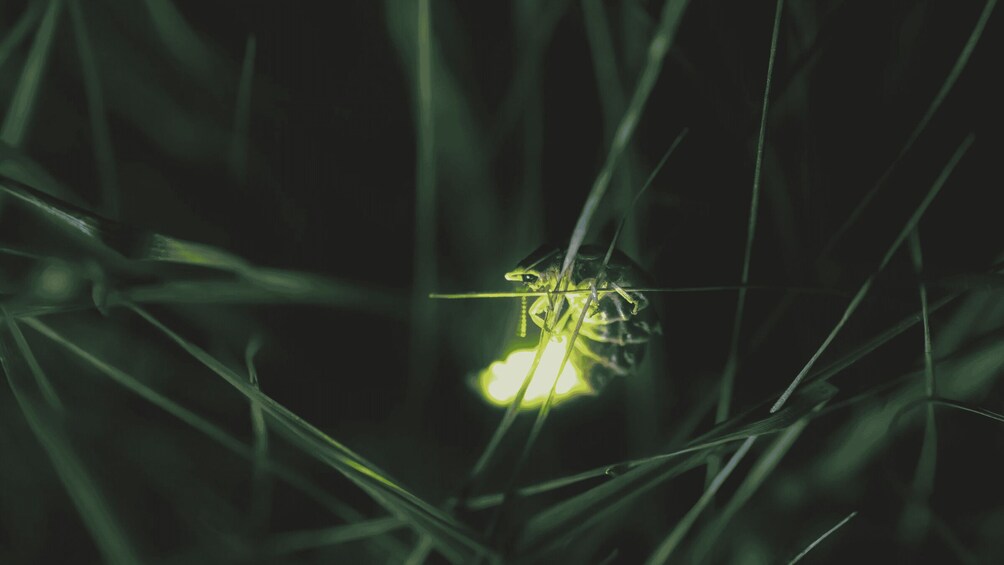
0;1;1001;563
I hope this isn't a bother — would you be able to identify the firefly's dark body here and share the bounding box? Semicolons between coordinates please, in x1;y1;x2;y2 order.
506;245;660;391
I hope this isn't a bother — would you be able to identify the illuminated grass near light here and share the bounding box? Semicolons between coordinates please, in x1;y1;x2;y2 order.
477;337;591;409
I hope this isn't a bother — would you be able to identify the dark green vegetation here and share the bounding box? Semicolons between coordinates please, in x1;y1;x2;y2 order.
1;0;1002;563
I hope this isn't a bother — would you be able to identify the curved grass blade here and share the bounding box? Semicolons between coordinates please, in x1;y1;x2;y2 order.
429;284;846;300
128;304;491;563
68;0;119;218
2;309;62;410
819;0;997;258
0;0;62;148
22;317;366;524
0;318;139;565
787;511;857;564
771;133;975;413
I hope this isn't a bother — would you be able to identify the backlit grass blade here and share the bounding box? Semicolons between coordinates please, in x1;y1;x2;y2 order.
129;304;491;562
644;437;756;564
900;228;938;543
772;134;975;413
23;317;365;523
265;517;405;555
691;416;813;562
819;0;997;257
787;511;858;564
513;381;835;559
560;0;690;278
68;0;119;218
0;1;44;70
0;0;62;148
0;319;139;565
715;0;785;426
2;310;62;410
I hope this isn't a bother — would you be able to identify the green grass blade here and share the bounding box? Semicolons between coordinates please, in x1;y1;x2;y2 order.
692;416;812;562
265;517;405;555
0;320;139;565
245;335;270;528
900;228;938;543
560;0;689;278
405;0;438;421
141;0;218;82
229;34;255;183
22;317;364;522
787;511;858;564
644;437;756;564
0;0;62;147
3;311;62;410
128;304;490;562
771;134;974;413
819;0;997;257
715;0;784;425
68;0;119;218
0;1;44;70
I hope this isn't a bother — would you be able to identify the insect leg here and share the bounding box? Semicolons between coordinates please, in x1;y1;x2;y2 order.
610;281;642;315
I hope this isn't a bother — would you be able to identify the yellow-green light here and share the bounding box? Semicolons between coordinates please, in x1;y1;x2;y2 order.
477;337;592;409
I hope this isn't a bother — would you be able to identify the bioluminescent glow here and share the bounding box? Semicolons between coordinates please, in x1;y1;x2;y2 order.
477;337;592;409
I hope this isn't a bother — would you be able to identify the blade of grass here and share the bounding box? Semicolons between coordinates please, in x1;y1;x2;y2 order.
899;228;938;543
0;0;62;148
245;334;270;529
142;0;218;84
771;133;974;413
0;1;44;70
0;319;139;565
2;309;62;410
818;0;997;258
692;415;813;562
68;0;119;218
128;304;490;562
513;381;835;559
265;517;405;555
229;33;255;183
715;0;784;426
22;317;366;524
430;284;845;299
787;511;857;564
644;437;756;564
405;0;438;421
709;0;784;490
559;0;689;279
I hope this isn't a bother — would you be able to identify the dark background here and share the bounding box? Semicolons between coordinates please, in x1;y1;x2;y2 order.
0;0;1001;563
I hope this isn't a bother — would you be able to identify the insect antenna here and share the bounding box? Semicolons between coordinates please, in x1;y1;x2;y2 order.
518;295;527;338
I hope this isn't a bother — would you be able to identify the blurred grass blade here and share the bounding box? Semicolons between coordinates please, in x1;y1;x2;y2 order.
0;0;62;148
514;381;834;559
715;0;784;425
129;304;490;562
0;1;44;70
644;437;756;564
560;0;689;278
245;334;271;528
142;0;218;83
772;134;975;413
0;319;139;565
266;517;405;555
68;0;119;218
900;228;938;543
229;34;256;183
405;0;438;420
692;415;814;562
2;310;62;410
23;317;366;523
788;511;858;564
819;0;997;257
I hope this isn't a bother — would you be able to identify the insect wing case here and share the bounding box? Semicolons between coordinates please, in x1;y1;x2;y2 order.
520;245;661;392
